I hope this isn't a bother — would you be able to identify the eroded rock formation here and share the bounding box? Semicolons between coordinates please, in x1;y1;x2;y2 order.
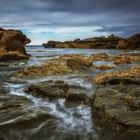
0;28;31;61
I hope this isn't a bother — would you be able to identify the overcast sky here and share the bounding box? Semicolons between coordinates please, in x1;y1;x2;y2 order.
0;0;140;44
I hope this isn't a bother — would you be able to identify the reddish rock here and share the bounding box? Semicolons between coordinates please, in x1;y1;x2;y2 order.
42;33;140;49
117;33;140;49
0;28;31;61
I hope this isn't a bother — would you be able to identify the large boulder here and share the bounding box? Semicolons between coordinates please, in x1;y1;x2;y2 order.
0;28;31;61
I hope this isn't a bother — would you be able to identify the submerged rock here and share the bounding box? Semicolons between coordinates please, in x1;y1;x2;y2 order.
26;80;69;98
0;95;54;130
0;28;31;61
26;80;91;104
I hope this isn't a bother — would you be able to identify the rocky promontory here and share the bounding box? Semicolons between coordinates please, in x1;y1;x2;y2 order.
0;28;31;61
42;33;140;49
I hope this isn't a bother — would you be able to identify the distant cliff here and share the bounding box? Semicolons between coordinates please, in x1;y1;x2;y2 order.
0;28;31;61
42;33;140;49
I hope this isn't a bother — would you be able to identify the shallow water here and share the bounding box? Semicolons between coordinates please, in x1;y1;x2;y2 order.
0;46;139;140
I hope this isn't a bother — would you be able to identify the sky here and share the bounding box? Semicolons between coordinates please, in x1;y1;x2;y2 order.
0;0;140;45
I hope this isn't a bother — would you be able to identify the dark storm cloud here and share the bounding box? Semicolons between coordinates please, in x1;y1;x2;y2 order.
0;0;140;44
96;25;140;37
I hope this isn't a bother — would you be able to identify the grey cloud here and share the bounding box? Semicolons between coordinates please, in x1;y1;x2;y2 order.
96;25;140;37
0;0;139;41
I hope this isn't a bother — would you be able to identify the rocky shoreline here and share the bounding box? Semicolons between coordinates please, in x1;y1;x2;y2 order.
14;51;140;139
42;33;140;50
0;28;140;140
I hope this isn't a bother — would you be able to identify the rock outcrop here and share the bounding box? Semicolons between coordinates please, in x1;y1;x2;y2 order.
117;33;140;49
0;28;31;61
92;66;140;139
42;35;122;49
42;33;140;49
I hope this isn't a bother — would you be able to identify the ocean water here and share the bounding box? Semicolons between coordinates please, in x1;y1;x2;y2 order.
0;46;139;140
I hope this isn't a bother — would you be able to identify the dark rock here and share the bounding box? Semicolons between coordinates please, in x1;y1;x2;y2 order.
26;80;91;104
66;89;88;104
0;95;54;129
26;80;69;99
92;84;140;137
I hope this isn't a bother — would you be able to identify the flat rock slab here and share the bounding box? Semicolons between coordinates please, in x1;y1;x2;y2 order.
92;85;140;129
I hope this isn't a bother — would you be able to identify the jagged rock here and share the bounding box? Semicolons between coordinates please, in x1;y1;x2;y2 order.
117;33;140;49
0;28;31;61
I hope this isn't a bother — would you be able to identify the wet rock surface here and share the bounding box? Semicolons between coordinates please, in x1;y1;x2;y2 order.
92;66;140;140
0;28;31;61
16;52;140;78
0;93;55;140
0;45;140;140
26;80;92;105
16;62;72;77
0;95;54;129
26;80;69;98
